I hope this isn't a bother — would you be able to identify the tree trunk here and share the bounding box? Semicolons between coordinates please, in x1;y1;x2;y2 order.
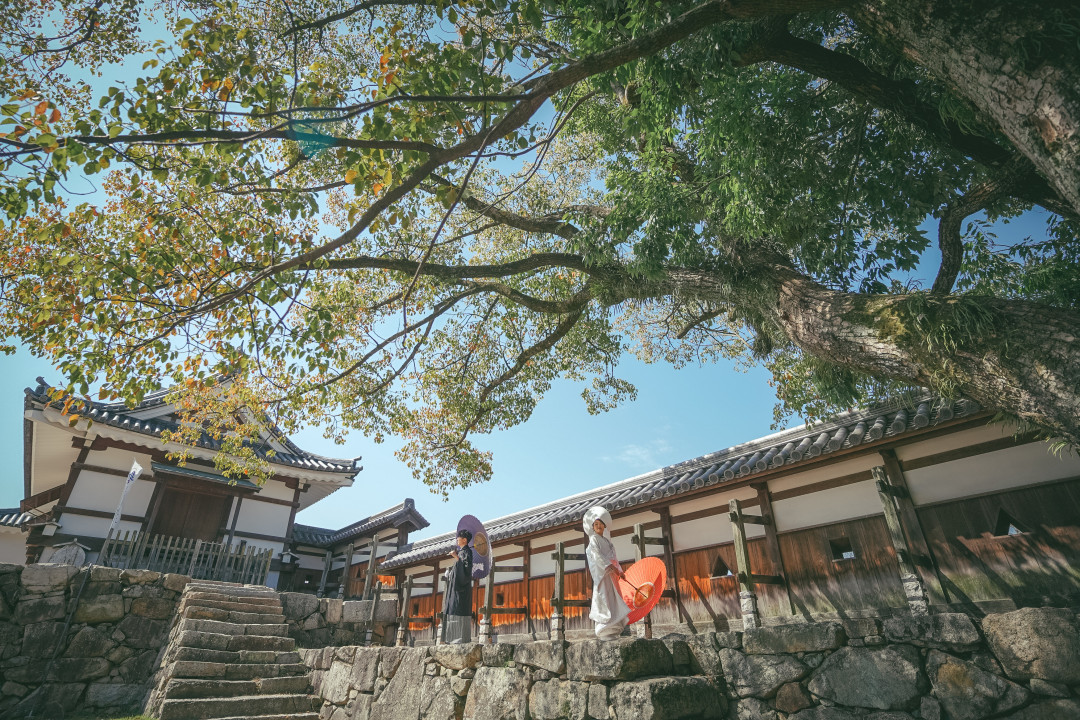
852;0;1080;216
658;260;1080;446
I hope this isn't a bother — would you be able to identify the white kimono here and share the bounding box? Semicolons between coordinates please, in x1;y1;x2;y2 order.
584;506;629;640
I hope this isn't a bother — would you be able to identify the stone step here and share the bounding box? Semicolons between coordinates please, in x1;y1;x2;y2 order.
158;693;319;720
181;597;284;615
176;629;296;653
178;617;290;637
185;581;277;594
173;646;301;666
184;591;282;607
163;676;311;700
182;606;287;625
170;660;310;680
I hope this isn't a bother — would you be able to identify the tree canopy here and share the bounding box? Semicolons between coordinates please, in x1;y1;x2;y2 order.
1;0;1078;491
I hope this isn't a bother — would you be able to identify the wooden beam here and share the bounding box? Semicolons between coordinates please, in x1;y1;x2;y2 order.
754;484;795;614
873;465;929;616
729;499;759;629
316;548;333;597
879;449;949;604
655;507;686;625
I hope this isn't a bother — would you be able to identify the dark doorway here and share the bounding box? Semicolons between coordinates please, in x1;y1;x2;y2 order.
151;487;232;541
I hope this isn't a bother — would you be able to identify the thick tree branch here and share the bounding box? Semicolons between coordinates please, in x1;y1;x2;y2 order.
319;252;592;277
932;156;1025;295
755;27;1073;216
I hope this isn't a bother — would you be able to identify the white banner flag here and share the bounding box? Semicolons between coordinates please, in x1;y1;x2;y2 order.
107;460;143;533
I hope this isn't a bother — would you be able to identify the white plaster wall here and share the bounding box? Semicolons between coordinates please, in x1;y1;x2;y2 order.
766;455;881;495
236;499;291;538
29;422;81;495
905;441;1080;506
667;485;757;517
0;530;25;564
67;473;156;516
894;423;1011;463
57;514;142;539
257;480;296;502
771;480;882;532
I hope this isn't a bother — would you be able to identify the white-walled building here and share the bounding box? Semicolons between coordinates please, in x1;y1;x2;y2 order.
16;378;362;587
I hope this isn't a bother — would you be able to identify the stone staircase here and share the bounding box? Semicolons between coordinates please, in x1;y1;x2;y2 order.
145;580;320;720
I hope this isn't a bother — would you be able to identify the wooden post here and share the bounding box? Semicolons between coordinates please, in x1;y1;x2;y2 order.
550;542;565;641
879;449;950;604
729;499;759;629
873;465;930;616
365;581;383;645
479;558;496;644
363;536;382;599
655;508;686;625
632;522;652;638
522;540;533;638
430;562;440;644
754;484;796;615
337;542;354;599
316;548;333;598
396;575;414;646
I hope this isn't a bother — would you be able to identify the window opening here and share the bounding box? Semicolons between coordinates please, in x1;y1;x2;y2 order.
994;509;1029;537
411;601;419;615
710;556;733;578
495;591;505;606
829;537;856;561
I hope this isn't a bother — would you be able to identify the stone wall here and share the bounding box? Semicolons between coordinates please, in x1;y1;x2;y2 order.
280;591;398;647
0;562;188;718
301;607;1080;720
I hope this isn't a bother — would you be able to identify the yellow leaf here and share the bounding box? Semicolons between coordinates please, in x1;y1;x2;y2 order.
345;169;358;183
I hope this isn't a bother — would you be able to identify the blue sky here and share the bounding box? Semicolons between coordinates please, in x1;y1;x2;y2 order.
0;339;779;535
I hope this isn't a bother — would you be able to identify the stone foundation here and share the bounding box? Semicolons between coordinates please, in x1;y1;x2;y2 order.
0;562;188;718
301;608;1080;720
280;591;397;647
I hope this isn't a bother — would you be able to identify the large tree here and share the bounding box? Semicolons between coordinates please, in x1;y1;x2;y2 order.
1;0;1078;490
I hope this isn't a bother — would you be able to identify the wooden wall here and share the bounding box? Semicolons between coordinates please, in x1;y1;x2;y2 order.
918;480;1080;608
395;477;1080;639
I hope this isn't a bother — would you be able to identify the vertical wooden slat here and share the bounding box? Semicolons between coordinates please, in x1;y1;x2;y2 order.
879;449;949;604
187;539;203;577
729;499;758;629
316;548;333;597
397;575;414;646
338;542;355;599
754;483;796;615
632;522;652;638
874;465;930;615
363;537;380;599
655;507;686;624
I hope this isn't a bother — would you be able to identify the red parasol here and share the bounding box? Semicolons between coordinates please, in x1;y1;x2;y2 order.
617;557;667;624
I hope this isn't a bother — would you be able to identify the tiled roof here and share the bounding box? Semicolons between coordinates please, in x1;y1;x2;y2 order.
0;508;31;528
381;395;983;569
292;499;429;548
25;378;360;476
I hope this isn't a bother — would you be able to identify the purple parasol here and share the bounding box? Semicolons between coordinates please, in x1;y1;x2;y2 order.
457;514;491;580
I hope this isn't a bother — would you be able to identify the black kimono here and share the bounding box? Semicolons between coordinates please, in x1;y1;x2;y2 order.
442;546;473;643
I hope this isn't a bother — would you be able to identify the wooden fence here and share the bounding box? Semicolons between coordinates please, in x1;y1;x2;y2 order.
99;530;273;586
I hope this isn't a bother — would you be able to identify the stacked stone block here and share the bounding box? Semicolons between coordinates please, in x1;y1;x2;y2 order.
279;591;397;648
0;562;185;718
303;608;1080;720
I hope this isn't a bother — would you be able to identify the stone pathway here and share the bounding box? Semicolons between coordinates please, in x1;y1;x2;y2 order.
145;580;320;720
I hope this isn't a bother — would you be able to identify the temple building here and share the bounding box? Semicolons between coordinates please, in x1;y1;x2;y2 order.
5;378;426;593
380;395;1080;641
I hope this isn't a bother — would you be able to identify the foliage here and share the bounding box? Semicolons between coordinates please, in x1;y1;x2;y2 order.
1;0;1078;491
